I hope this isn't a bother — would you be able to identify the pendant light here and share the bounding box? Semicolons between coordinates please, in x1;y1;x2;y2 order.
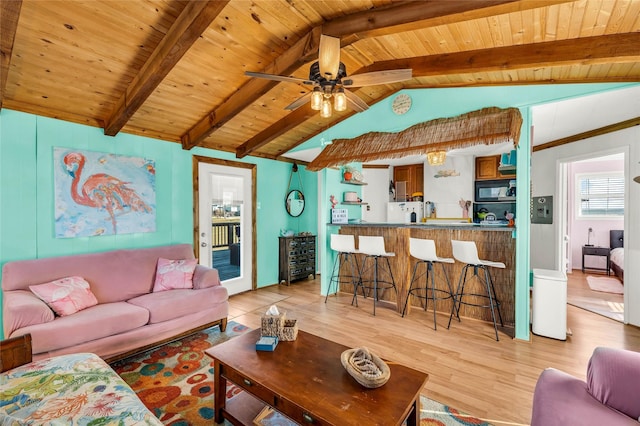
426;151;447;166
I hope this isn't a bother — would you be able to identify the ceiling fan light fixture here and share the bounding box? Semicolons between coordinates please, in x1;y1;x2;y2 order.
310;88;322;110
426;150;447;166
245;34;411;119
334;89;347;112
320;99;332;118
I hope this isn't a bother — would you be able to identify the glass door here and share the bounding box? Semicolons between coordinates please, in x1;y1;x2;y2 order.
198;161;253;295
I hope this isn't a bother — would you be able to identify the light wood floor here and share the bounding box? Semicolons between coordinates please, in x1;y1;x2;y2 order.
567;269;624;322
227;273;640;425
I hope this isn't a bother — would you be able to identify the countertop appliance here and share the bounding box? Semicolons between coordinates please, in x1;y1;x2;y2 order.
387;201;424;223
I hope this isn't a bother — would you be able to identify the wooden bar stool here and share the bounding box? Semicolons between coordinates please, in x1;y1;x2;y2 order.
357;236;397;316
447;240;504;341
325;234;361;303
402;238;457;330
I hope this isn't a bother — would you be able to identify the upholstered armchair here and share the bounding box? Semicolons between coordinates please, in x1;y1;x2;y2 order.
531;347;640;425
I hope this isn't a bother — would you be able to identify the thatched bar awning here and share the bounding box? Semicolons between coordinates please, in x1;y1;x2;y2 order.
306;107;522;171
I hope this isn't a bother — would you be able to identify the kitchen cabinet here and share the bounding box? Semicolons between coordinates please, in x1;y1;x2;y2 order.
393;163;423;199
475;155;516;180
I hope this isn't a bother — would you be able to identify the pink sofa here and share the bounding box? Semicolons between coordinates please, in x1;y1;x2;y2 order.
1;244;228;361
531;347;640;425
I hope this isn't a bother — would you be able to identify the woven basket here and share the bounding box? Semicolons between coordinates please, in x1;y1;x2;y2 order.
340;347;390;388
261;312;285;337
279;319;298;341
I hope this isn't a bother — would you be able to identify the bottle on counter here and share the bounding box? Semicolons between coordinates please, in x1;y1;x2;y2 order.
410;208;417;223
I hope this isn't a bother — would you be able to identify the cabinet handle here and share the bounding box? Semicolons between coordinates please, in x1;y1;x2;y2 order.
302;413;314;423
243;378;252;386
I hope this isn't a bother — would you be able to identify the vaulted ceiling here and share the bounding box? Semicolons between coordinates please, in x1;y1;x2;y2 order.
1;0;639;164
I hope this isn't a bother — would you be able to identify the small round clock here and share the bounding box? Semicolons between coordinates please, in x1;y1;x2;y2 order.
391;93;412;115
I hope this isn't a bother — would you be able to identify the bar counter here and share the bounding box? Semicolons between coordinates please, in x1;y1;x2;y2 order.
330;222;515;335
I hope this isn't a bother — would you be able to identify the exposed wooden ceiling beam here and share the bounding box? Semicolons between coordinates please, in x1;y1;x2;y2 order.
103;0;228;136
236;104;318;158
184;0;552;152
533;116;640;152
0;0;22;109
322;0;570;42
360;33;640;76
235;33;640;160
181;26;324;150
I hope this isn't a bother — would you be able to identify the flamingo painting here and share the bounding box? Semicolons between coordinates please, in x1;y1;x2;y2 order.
56;149;155;237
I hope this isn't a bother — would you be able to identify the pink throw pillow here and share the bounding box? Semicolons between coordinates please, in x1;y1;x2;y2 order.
29;276;98;316
153;258;197;292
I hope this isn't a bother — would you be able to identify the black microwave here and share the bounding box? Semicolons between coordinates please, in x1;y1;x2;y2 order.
475;179;516;202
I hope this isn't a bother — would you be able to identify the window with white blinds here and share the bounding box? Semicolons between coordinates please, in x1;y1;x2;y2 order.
576;172;624;217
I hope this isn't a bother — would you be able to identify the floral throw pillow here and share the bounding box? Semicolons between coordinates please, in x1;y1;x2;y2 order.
152;258;198;292
29;276;98;316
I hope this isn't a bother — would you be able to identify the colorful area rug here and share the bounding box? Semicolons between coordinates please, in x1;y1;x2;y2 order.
586;275;624;294
111;322;493;425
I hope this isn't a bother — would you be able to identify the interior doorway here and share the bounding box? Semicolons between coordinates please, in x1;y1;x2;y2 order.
559;152;625;322
194;156;256;295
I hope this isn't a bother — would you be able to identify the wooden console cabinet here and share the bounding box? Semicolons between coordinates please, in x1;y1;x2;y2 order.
278;235;316;285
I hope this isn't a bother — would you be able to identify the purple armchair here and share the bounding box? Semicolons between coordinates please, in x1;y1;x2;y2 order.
531;347;640;425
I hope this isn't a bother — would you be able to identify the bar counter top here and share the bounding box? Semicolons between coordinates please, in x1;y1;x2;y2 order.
329;220;515;231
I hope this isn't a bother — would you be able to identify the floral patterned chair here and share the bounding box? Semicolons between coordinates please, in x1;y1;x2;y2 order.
0;334;162;425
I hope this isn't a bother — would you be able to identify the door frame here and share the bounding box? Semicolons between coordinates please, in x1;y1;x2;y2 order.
555;147;628;323
193;155;257;291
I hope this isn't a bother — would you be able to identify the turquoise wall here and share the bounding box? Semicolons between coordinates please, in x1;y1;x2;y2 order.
2;83;636;341
0;110;317;339
320;165;365;300
190;146;318;289
298;83;638;341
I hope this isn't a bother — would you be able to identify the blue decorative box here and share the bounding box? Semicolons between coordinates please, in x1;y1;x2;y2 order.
256;335;278;351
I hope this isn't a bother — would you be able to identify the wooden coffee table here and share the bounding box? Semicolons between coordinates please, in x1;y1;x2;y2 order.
205;329;428;425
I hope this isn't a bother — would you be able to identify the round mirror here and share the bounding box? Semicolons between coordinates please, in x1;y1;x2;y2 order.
286;190;305;217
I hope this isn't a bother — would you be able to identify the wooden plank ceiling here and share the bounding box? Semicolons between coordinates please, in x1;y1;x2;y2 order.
1;0;639;164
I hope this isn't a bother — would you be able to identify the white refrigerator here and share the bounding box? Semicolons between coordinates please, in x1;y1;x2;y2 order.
387;202;424;223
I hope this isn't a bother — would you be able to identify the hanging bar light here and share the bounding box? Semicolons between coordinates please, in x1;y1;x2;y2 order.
426;150;447;166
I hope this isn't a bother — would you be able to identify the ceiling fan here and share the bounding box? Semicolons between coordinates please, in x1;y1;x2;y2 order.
245;35;412;118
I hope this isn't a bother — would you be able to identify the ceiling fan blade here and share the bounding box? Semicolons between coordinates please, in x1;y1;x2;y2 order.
284;92;312;111
342;69;412;88
344;90;369;112
319;35;341;80
245;71;314;85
